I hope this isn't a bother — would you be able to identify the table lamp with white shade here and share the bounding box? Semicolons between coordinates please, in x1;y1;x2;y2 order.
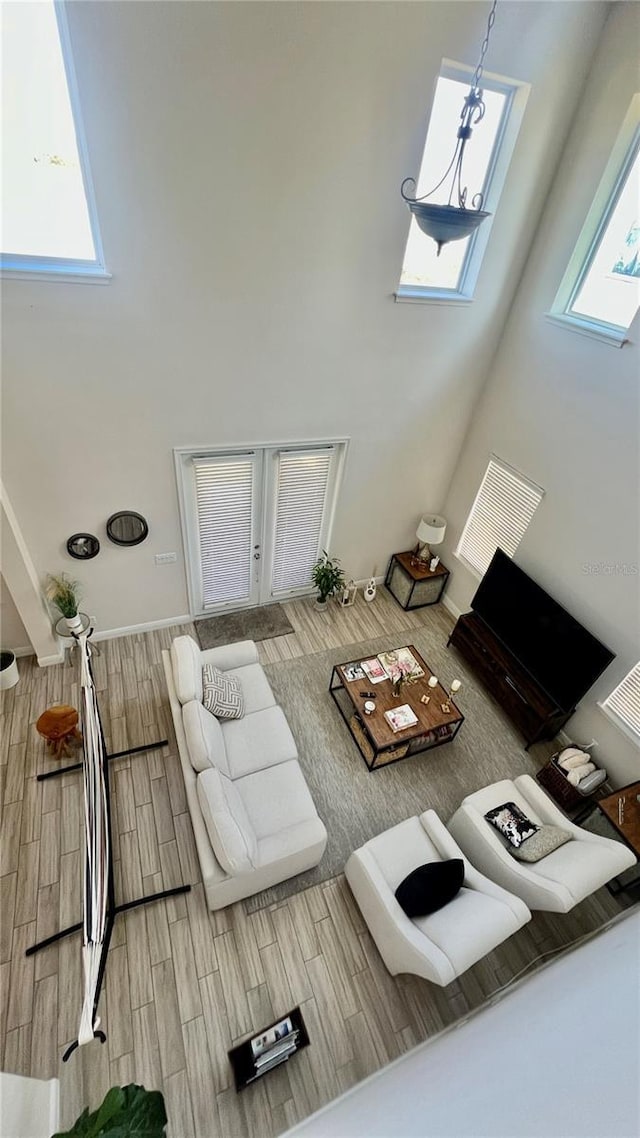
415;514;447;564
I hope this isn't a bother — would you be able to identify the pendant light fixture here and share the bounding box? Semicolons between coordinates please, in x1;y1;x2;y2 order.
401;0;498;256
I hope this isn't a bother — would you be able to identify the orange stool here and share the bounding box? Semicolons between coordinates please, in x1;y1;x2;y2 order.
36;705;82;760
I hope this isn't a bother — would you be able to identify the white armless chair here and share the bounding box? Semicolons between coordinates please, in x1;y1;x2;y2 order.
345;810;530;986
448;774;637;913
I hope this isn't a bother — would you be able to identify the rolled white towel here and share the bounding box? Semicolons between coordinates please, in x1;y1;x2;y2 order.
558;747;592;771
566;762;596;787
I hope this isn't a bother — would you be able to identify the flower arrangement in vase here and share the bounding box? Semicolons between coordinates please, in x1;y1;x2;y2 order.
390;660;422;699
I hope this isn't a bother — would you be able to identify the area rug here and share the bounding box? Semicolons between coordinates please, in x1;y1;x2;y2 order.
194;603;294;650
245;624;555;911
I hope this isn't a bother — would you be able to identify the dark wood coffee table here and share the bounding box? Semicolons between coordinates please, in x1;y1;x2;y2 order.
329;645;464;771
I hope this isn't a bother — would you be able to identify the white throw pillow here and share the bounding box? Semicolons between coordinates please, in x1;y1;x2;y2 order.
567;762;596;787
182;700;229;775
557;747;591;771
202;664;245;720
196;767;257;875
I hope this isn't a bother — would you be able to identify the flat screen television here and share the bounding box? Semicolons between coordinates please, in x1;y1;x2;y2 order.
470;549;615;711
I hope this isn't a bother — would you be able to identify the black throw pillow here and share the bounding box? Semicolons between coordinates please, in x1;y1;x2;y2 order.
395;859;464;918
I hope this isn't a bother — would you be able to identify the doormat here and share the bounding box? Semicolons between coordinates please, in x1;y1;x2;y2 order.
194;603;295;650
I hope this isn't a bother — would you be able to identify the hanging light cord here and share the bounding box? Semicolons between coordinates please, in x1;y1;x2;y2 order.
401;0;498;210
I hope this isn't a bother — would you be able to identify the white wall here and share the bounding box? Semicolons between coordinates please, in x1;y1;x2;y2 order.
1;1;606;632
0;1072;59;1138
440;3;640;786
285;909;640;1138
0;574;30;653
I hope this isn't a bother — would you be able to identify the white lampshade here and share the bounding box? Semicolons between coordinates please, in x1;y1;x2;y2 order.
416;514;447;546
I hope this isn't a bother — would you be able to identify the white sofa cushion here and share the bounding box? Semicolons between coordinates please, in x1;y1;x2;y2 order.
182;700;230;776
220;706;298;778
171;635;203;705
526;833;633;902
203;664;245;719
225;664;276;715
234;759;319;841
196;767;258;875
413;887;523;975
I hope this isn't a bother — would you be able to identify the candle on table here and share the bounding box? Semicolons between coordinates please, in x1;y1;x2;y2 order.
428;676;438;689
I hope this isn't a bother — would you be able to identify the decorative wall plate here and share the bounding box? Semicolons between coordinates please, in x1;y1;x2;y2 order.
67;533;100;560
106;511;149;547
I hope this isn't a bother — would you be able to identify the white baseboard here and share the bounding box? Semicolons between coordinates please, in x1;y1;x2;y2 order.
11;645;35;658
442;594;463;621
354;574;386;587
36;651;65;667
92;613;192;643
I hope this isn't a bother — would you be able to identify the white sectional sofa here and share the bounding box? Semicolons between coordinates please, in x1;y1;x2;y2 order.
163;634;327;909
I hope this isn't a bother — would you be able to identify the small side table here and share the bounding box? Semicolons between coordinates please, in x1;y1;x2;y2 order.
582;781;640;896
36;705;82;760
55;613;101;658
385;551;449;610
54;612;92;638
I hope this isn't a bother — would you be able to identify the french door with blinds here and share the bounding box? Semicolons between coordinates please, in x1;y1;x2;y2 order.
177;442;346;614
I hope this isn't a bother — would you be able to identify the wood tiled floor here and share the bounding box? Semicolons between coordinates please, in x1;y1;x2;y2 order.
0;591;627;1135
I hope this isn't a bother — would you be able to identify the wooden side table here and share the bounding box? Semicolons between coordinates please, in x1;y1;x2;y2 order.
581;781;640;896
36;705;82;760
385;551;449;610
596;781;640;857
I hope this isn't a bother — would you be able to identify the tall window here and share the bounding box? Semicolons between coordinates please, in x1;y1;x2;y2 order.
456;456;544;576
176;442;346;614
1;1;106;279
600;662;640;744
550;97;640;345
397;62;528;302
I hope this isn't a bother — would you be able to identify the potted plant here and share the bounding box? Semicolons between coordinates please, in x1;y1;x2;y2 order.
45;572;83;634
53;1083;167;1137
311;551;345;611
0;650;19;690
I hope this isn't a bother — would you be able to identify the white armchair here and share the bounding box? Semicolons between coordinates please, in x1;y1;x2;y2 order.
448;774;637;913
345;811;530;986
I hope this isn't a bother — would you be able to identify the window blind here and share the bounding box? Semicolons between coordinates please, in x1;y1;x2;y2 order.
193;456;254;606
271;449;333;594
603;662;640;739
456;457;544;577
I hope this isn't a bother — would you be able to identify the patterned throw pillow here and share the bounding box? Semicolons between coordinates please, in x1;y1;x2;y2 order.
484;801;539;849
510;824;572;862
202;664;245;720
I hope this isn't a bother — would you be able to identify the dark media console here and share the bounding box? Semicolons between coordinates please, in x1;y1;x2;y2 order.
448;611;574;749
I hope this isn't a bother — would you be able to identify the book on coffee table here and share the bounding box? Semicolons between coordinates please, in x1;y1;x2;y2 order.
377;648;424;678
384;704;419;732
361;657;388;683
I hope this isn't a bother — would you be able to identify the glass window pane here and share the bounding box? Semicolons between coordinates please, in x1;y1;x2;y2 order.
2;1;97;261
570;147;640;329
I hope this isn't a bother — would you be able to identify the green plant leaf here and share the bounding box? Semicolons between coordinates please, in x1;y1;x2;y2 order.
92;1086;127;1134
52;1084;167;1137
